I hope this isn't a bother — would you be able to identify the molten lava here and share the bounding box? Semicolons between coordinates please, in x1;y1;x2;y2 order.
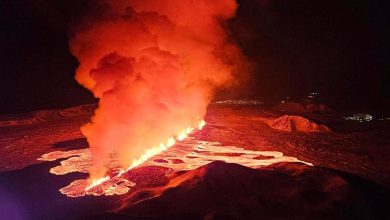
39;119;312;198
85;120;206;191
85;176;110;191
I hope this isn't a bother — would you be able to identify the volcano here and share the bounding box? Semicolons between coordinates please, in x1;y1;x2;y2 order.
1;0;389;219
0;103;389;219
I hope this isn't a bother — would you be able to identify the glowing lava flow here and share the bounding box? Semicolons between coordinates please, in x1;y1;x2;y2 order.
85;120;206;191
39;130;314;197
117;137;177;175
85;176;110;191
38;118;317;198
198;120;206;130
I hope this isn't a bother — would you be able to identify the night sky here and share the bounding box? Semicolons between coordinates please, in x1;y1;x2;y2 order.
0;0;388;113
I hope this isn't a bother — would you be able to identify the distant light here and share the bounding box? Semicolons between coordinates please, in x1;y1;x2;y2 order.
214;99;263;105
308;92;319;99
344;113;373;122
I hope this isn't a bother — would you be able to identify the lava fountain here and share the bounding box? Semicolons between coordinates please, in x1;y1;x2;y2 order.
69;0;248;188
85;120;205;191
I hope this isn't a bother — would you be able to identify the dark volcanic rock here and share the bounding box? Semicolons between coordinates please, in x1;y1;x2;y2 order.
101;161;388;220
1;104;389;220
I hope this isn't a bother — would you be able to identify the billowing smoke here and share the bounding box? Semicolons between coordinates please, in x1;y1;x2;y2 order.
69;0;248;179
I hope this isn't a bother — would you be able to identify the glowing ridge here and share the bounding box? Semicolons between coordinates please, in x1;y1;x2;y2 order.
85;176;110;191
85;120;206;190
198;120;206;130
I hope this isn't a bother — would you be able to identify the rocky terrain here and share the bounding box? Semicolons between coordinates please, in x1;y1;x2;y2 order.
0;102;389;219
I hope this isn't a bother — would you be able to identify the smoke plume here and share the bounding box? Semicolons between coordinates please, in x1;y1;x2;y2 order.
69;0;247;179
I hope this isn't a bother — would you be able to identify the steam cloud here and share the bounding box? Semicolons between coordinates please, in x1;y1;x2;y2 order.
69;0;248;179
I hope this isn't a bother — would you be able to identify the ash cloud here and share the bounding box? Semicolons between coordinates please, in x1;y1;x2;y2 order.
69;0;248;178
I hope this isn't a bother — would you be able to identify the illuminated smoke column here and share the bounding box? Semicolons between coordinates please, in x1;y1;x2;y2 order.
69;0;247;179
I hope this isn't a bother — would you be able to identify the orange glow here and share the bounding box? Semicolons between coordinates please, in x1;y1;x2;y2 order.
116;137;176;176
86;120;206;190
69;0;249;182
198;120;206;130
39;133;313;197
85;176;110;191
177;132;187;141
177;127;193;141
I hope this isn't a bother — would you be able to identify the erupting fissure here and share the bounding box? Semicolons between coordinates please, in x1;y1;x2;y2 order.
85;120;206;191
70;0;248;185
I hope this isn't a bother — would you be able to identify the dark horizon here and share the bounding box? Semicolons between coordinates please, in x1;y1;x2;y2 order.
0;0;389;114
